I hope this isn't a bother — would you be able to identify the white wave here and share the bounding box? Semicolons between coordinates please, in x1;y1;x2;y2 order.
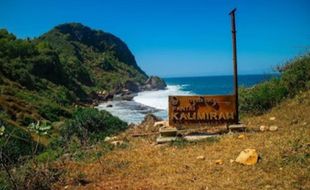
133;85;192;110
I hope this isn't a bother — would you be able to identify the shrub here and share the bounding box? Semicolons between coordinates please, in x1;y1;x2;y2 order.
38;104;71;122
20;114;35;126
61;108;127;145
0;121;43;165
239;53;310;115
280;54;310;96
239;78;288;115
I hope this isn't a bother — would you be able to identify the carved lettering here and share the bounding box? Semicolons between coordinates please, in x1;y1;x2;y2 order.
169;95;236;128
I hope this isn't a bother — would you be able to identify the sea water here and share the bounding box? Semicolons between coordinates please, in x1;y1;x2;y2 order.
97;74;277;124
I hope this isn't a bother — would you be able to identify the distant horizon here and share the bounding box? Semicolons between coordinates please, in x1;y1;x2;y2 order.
161;72;279;79
1;0;309;76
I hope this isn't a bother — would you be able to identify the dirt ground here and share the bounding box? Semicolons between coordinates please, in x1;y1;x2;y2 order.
54;91;310;190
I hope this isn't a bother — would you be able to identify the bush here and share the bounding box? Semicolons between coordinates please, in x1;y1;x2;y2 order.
0;121;43;165
239;53;310;115
280;55;310;96
38;104;71;122
61;108;127;145
239;78;288;115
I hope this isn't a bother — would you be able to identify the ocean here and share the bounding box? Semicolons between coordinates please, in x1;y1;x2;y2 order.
97;74;277;124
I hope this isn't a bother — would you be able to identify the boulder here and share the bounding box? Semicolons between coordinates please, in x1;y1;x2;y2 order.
121;94;135;101
124;80;140;93
143;76;167;90
235;148;259;165
136;114;163;133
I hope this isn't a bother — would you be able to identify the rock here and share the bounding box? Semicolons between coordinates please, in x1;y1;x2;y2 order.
103;92;114;101
132;114;163;134
143;76;167;90
121;94;135;101
154;120;169;128
124;80;140;93
139;114;162;131
269;125;278;131
106;104;113;108
235;149;259;165
104;136;117;142
302;122;307;126
260;125;268;132
110;140;124;146
215;159;223;165
128;123;136;128
228;124;246;132
184;135;218;142
230;159;235;163
237;134;245;139
196;156;205;160
156;136;177;144
159;127;177;137
269;117;276;121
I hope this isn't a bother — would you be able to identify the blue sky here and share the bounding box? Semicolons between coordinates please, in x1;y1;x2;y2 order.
0;0;309;77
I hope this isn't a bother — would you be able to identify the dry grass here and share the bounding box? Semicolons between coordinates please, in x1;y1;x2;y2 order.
53;91;310;190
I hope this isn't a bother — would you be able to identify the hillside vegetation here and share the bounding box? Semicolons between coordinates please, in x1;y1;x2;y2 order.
0;23;148;142
239;53;310;115
0;23;149;189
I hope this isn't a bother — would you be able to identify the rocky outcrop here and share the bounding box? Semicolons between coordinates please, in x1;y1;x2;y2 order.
124;80;140;93
131;114;163;134
142;76;167;91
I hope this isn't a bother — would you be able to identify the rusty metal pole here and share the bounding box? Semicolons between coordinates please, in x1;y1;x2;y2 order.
229;8;239;124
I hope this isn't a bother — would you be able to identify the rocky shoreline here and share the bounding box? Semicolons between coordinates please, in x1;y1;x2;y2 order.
91;76;167;106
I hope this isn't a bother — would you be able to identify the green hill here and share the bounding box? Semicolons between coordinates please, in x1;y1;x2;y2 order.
0;23;149;129
0;23;156;171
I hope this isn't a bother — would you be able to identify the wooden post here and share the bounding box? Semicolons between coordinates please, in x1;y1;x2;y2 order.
229;8;239;124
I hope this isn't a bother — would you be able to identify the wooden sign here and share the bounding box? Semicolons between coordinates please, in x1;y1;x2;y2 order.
168;95;236;129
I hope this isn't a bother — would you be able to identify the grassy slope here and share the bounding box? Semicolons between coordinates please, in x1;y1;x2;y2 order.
52;90;310;190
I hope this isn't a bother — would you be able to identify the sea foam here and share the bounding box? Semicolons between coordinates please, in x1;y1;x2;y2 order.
96;85;191;124
133;85;192;110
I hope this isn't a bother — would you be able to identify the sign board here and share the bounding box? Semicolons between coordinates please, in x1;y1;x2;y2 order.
168;95;236;129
